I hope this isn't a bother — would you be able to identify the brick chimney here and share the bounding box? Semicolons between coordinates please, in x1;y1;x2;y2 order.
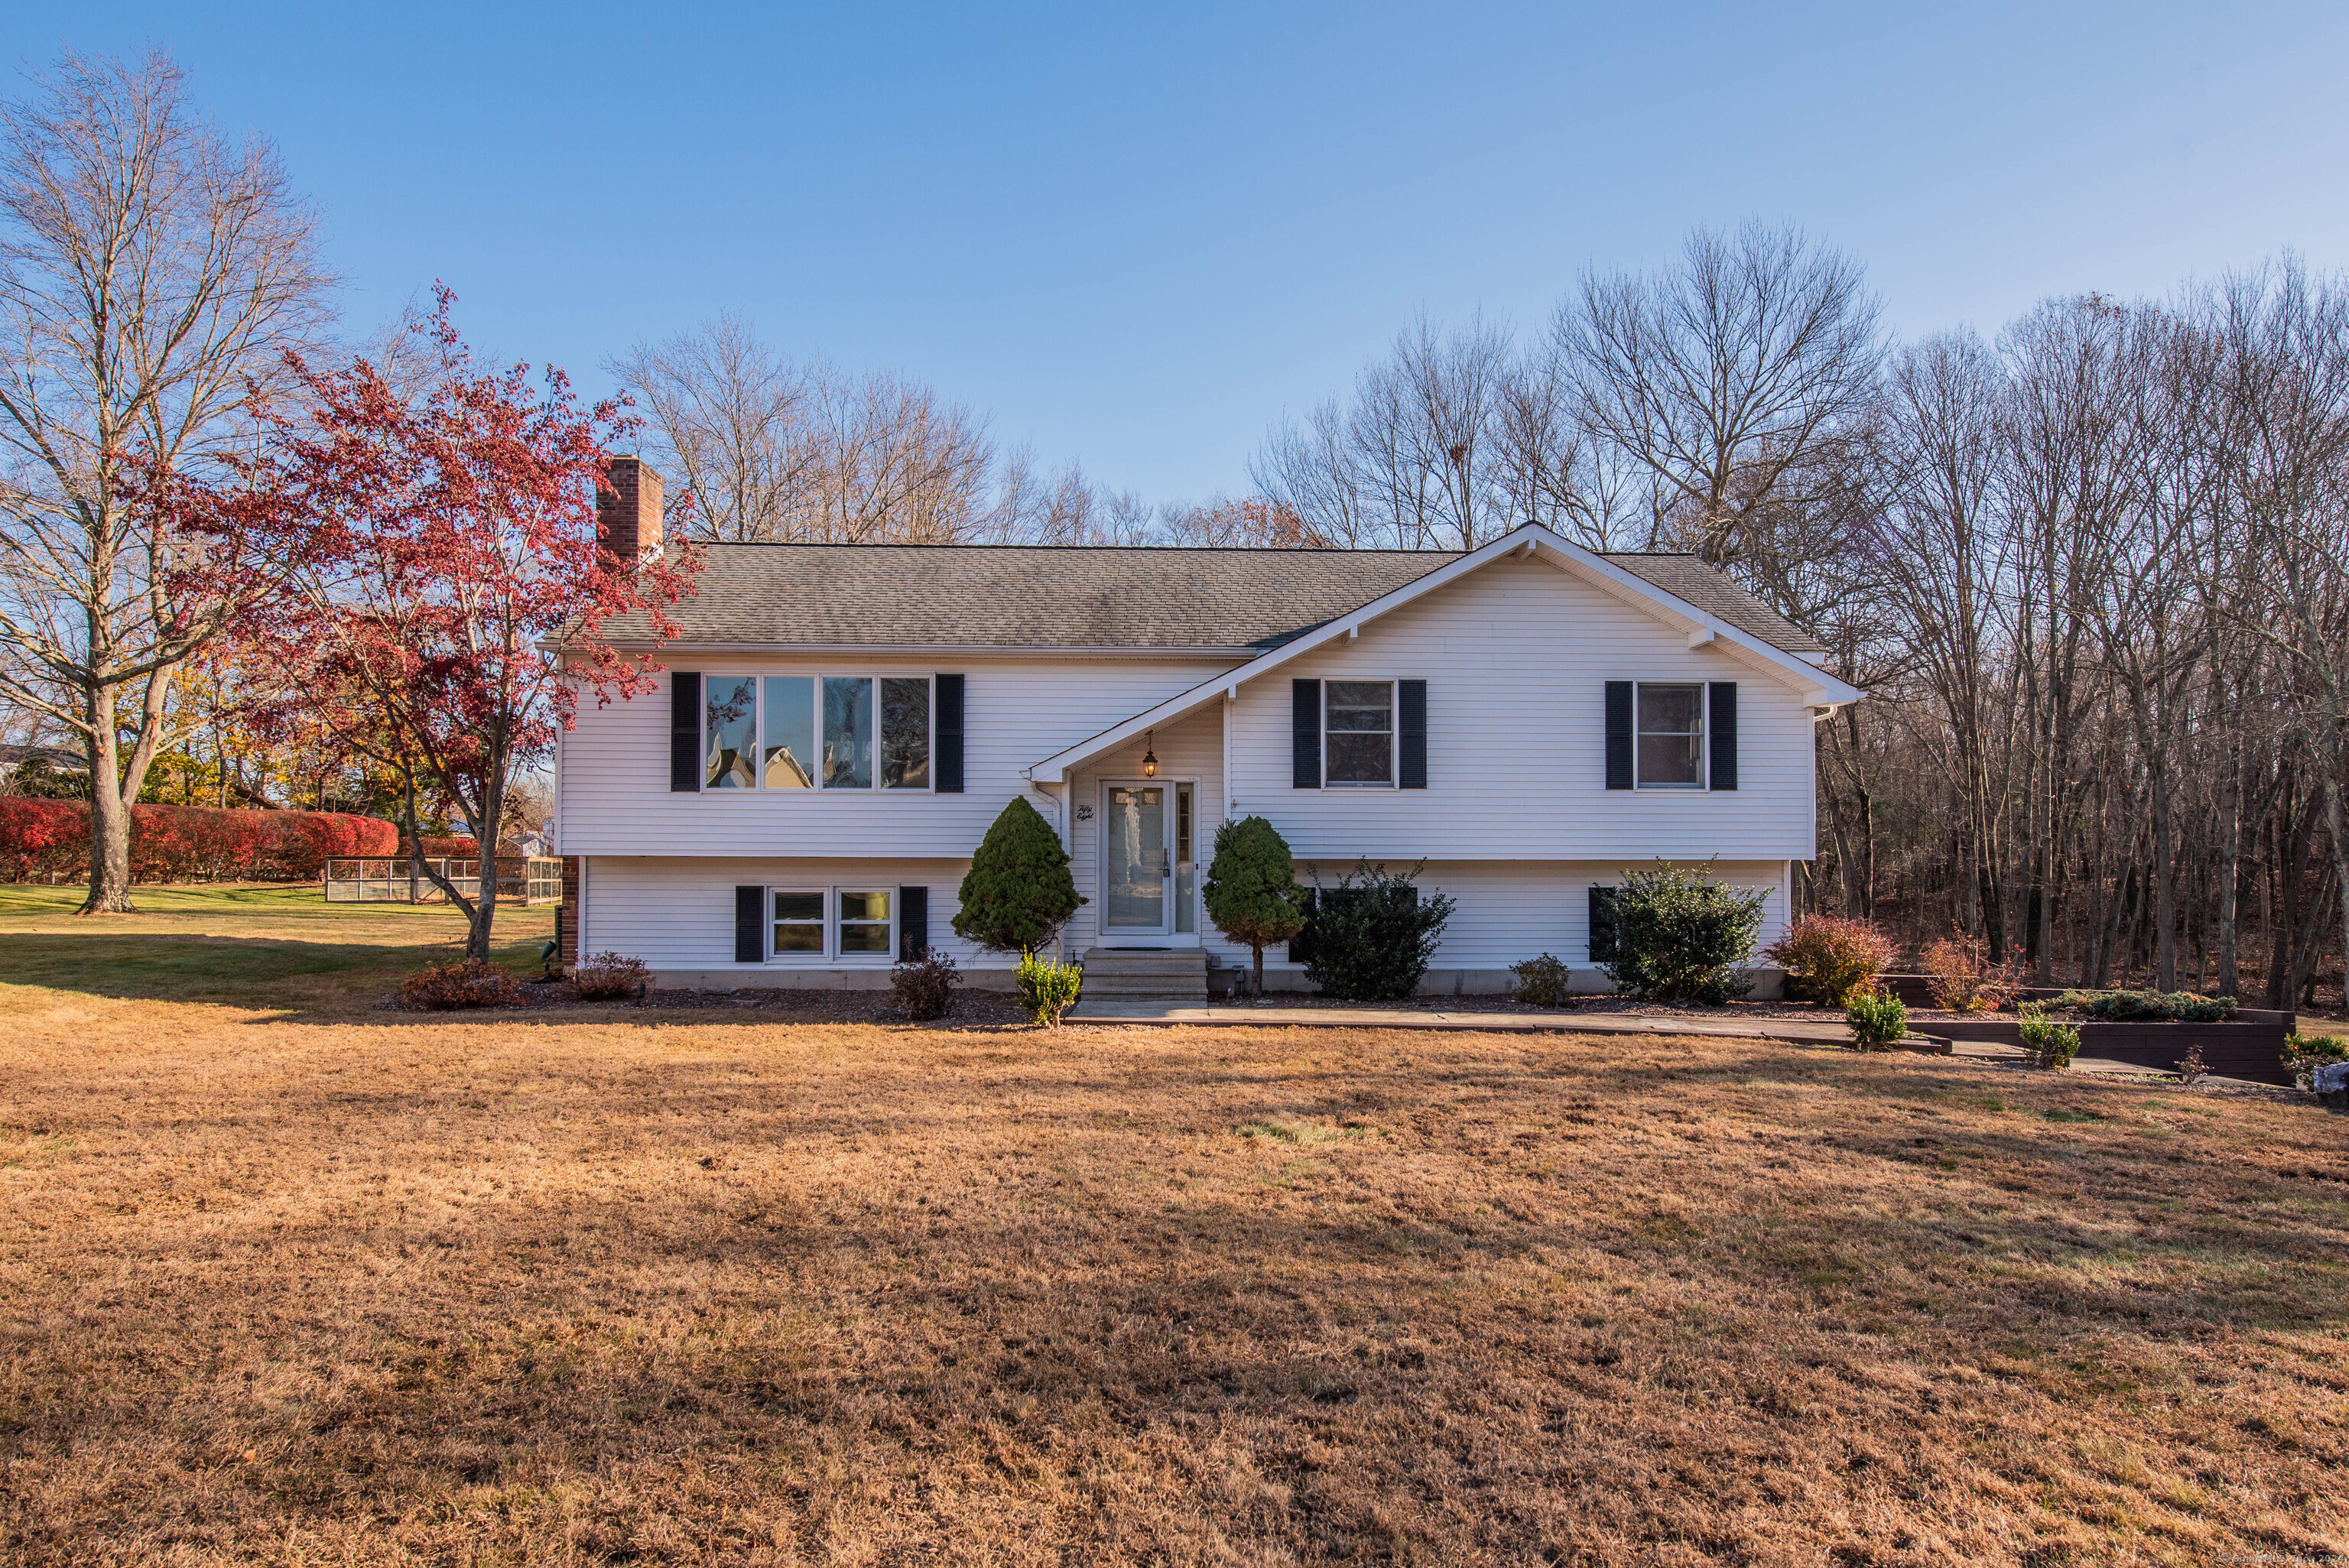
596;456;665;566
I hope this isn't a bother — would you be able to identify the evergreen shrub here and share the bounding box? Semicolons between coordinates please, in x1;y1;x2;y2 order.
1015;950;1083;1026
1599;861;1766;1005
2049;989;2237;1023
1202;816;1306;997
1510;953;1574;1008
1844;987;1908;1050
953;797;1082;953
2019;1002;2082;1069
1299;861;1456;1002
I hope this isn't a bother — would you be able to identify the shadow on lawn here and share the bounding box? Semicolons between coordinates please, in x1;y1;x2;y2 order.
0;930;536;1008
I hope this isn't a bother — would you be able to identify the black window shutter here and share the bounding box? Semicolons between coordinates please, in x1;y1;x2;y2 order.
671;671;702;792
934;674;964;793
1604;680;1633;790
1292;679;1321;788
898;885;929;962
1709;682;1738;791
1399;680;1427;789
1588;886;1620;963
1287;888;1317;964
734;885;762;963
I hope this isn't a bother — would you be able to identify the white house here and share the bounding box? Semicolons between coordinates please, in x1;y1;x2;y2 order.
553;460;1862;996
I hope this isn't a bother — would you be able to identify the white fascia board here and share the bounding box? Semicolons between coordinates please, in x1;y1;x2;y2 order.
1024;524;1859;781
578;641;1259;661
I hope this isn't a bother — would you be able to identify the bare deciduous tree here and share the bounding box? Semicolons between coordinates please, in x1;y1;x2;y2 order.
0;51;333;911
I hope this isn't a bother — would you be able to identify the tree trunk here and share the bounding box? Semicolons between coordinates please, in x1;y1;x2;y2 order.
80;683;136;914
2149;755;2178;992
1252;940;1265;998
2217;730;2243;998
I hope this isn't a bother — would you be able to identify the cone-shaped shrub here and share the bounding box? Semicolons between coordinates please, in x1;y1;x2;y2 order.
954;797;1082;953
1203;815;1307;997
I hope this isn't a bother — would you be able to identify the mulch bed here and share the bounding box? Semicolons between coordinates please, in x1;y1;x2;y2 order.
385;979;1033;1027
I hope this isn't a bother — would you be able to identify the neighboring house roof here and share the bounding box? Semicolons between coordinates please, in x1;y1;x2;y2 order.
0;744;86;771
594;537;1824;658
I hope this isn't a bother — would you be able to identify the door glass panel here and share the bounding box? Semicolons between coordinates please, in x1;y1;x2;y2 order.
704;676;756;789
823;677;872;789
1105;786;1166;930
762;677;815;787
1174;784;1195;933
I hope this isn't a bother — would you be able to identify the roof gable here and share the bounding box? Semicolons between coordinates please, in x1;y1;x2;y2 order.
1026;526;1860;781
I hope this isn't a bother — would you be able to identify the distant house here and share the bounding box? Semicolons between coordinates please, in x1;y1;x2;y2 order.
553;460;1861;994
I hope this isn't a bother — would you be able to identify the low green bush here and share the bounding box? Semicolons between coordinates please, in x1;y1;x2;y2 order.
1015;950;1083;1027
1510;953;1574;1008
1598;861;1766;1006
2048;989;2237;1023
1300;861;1456;1002
2019;1002;2082;1069
2286;1032;2349;1066
1844;988;1908;1050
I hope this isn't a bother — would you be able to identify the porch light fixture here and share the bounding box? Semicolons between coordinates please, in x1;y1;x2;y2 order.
1142;732;1158;777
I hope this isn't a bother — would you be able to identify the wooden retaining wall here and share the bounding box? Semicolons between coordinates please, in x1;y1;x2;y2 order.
1927;1009;2296;1086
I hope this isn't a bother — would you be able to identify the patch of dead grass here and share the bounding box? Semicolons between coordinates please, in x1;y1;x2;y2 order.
0;956;2344;1562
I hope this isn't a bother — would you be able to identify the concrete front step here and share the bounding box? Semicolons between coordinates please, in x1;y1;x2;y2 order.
1079;947;1208;999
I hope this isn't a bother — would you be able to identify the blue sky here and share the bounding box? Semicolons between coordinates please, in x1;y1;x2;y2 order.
21;2;2349;502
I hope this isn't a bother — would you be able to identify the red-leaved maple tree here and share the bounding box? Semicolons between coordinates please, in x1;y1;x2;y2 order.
203;288;696;959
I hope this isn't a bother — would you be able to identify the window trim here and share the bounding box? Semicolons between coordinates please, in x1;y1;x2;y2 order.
699;674;935;794
1321;677;1399;789
1633;679;1707;791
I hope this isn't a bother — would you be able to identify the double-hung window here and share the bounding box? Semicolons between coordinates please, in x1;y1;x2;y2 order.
1325;680;1395;786
765;888;896;959
706;675;932;791
1636;683;1704;789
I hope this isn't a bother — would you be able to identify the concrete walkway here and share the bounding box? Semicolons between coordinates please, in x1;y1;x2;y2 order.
1070;997;1864;1046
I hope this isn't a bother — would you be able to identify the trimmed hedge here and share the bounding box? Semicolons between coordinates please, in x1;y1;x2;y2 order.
2048;988;2239;1023
0;797;397;883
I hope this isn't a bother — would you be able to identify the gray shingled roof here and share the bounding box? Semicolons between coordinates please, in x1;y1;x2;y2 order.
597;541;1823;657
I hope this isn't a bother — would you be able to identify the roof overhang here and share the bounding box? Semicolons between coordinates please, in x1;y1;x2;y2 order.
1025;524;1862;783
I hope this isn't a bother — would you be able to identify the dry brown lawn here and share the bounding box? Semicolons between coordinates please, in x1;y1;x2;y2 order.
2;888;2347;1563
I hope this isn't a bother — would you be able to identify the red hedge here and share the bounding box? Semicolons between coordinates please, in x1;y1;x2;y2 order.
0;800;398;884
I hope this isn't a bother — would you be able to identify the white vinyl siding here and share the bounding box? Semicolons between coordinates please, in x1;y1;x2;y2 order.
1224;553;1815;862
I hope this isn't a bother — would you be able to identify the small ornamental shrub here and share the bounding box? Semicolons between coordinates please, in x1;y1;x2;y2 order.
573;951;650;1000
954;798;1083;953
2019;1002;2081;1069
1844;987;1909;1050
1202;816;1308;998
2174;1040;2208;1085
1510;953;1574;1008
401;958;524;1011
2286;1032;2349;1066
1015;950;1083;1027
1763;914;1899;1007
1301;861;1456;1002
1918;928;2020;1013
892;947;961;1021
1600;860;1766;1006
2049;989;2237;1023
